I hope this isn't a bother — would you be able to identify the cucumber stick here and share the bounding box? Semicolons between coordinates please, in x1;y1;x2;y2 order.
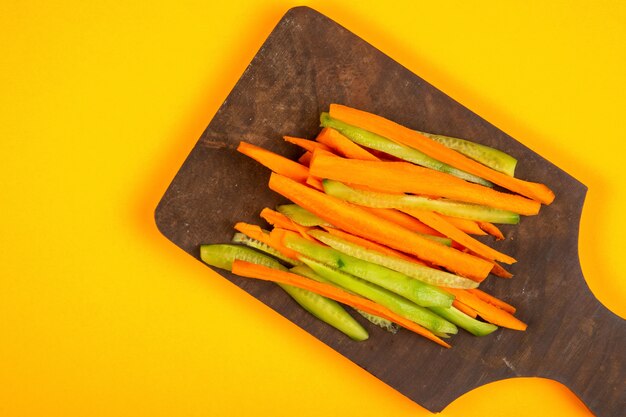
429;306;498;336
323;179;520;225
418;131;517;177
300;258;457;336
290;265;399;334
231;232;303;266
277;204;331;227
283;233;454;308
200;244;368;341
320;113;493;187
308;229;478;289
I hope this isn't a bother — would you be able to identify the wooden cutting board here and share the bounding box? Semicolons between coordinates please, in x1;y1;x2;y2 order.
154;7;625;416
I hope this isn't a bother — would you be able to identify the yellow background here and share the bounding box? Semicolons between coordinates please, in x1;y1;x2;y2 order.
2;1;624;416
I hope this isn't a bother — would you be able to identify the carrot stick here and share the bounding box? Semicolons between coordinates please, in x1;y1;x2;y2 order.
238;141;309;183
234;222;301;261
439;215;486;236
284;136;332;153
259;208;315;241
306;175;325;191
232;260;450;347
309;153;541;215
329;104;555;205
320;226;424;264
452;300;478;318
298;151;312;166
402;209;516;265
444;288;526;330
468;288;517;314
478;221;505;240
361;207;442;236
490;261;513;279
316;127;381;161
268;173;493;280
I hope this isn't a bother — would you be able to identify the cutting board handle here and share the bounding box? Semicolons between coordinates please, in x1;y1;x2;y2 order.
543;290;626;416
546;293;626;417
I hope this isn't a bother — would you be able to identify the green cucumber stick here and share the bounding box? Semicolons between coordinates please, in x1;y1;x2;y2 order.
300;257;457;336
276;204;331;227
290;265;399;334
307;229;478;289
283;232;453;308
200;244;368;341
320;112;492;187
418;131;517;177
323;179;520;225
429;306;498;336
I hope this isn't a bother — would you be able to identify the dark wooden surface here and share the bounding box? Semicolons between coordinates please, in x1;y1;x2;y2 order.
154;7;625;416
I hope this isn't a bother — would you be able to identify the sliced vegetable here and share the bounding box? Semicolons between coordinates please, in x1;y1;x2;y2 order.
308;229;479;289
299;258;458;336
268;173;493;280
417;130;517;177
320;112;492;186
233;260;450;347
323;179;520;224
232;232;303;267
290;265;399;334
310;152;541;216
278;229;454;308
444;288;527;330
237;141;309;183
234;222;300;261
429;306;498;337
283;136;332;153
200;244;368;341
478;221;505;240
277;204;331;227
316;127;380;161
468;288;517;314
328;104;555;204
401;208;517;264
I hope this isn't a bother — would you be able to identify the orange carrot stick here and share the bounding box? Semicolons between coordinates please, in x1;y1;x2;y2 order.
238;141;309;183
361;207;442;236
268;173;493;280
402;209;516;264
284;136;332;153
329;104;555;205
316;127;381;161
490;261;513;278
468;289;517;314
234;222;301;261
452;300;478;318
306;175;325;191
309;153;541;216
232;260;450;347
444;288;526;330
478;221;505;240
298;151;312;166
439;215;486;236
259;208;315;241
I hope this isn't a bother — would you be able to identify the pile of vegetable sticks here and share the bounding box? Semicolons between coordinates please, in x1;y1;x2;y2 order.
200;104;554;347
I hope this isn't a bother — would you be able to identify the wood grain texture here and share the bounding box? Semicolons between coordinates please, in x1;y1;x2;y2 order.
154;7;625;416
